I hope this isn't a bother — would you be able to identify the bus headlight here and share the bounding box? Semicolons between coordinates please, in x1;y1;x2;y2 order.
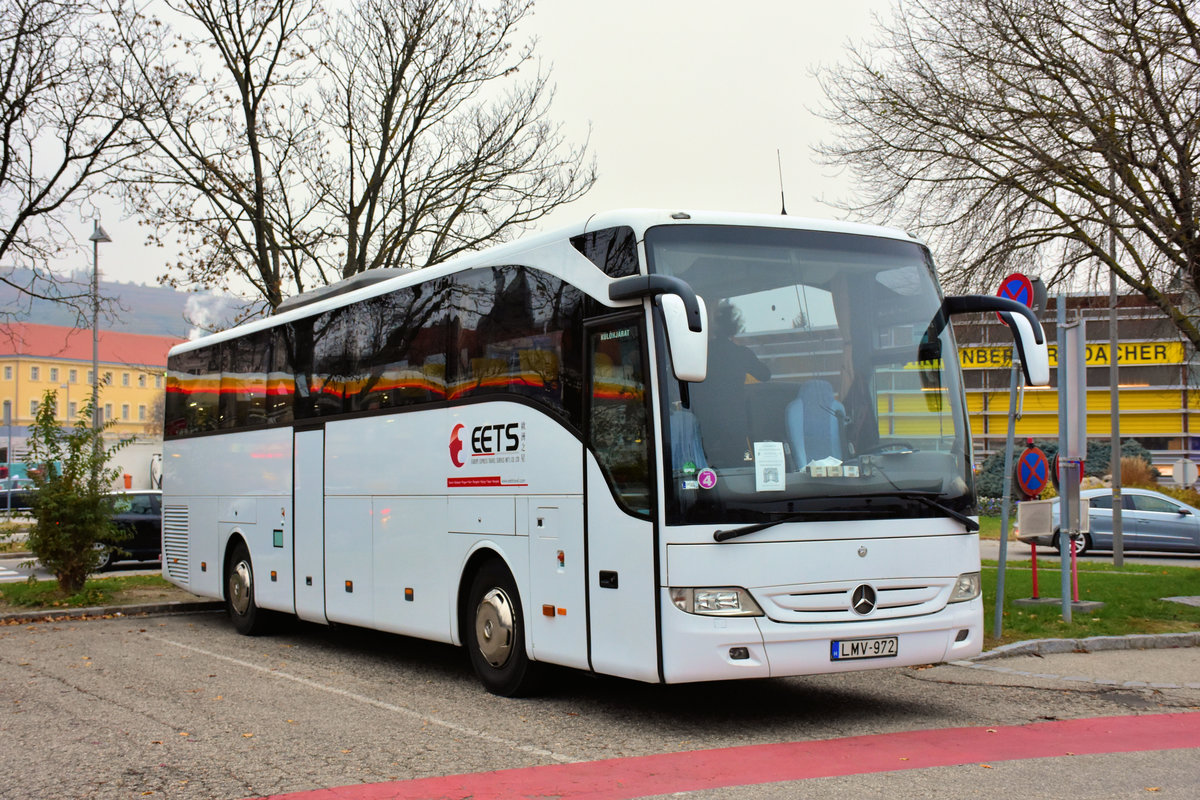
669;587;764;617
948;572;981;603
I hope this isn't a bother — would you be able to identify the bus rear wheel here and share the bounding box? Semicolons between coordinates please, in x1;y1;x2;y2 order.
226;541;272;636
465;560;542;697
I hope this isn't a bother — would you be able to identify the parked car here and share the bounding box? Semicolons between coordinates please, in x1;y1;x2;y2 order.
1016;487;1200;555
97;490;162;570
0;477;36;512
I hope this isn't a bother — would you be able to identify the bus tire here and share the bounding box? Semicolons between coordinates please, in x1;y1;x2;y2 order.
226;541;272;636
465;560;542;697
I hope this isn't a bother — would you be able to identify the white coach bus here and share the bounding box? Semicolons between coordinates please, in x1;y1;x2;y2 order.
162;209;1049;695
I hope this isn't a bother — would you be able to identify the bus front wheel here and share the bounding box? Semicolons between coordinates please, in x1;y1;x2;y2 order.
226;541;272;636
465;560;541;697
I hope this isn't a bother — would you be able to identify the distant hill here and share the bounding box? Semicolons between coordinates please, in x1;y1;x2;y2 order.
0;268;245;339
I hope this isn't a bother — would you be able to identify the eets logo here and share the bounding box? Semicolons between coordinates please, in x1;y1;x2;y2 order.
449;421;525;468
449;423;466;467
472;423;521;455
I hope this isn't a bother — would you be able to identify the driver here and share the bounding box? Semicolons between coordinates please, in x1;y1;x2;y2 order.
688;302;771;465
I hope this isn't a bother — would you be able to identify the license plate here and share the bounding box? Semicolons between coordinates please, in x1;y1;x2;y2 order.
830;636;898;661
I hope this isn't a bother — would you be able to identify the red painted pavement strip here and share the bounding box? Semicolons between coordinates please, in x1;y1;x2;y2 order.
254;712;1200;800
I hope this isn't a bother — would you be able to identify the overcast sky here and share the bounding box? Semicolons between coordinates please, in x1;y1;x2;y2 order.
79;0;891;288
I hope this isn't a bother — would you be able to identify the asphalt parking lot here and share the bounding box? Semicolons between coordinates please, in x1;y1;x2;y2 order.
2;609;1198;799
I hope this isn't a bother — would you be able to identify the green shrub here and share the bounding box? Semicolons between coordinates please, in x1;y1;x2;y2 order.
25;390;130;595
977;439;1156;499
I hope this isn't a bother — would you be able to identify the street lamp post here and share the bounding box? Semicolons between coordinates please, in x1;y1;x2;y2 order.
88;220;111;432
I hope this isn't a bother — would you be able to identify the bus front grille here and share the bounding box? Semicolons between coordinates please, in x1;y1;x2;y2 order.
761;578;952;623
162;505;189;585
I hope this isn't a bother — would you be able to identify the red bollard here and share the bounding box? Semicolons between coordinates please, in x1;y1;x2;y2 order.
1030;541;1040;599
1071;537;1080;603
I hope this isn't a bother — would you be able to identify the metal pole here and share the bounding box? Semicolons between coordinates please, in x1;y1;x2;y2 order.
87;220;110;488
1109;251;1124;566
1056;298;1072;623
4;403;10;514
92;233;100;430
993;354;1021;638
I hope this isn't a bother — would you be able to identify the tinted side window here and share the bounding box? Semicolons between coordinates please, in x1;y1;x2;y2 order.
363;280;450;410
127;494;154;514
166;346;220;436
167;267;584;435
588;321;651;517
1089;494;1113;510
267;326;296;425
279;320;318;421
220;331;271;429
571;226;640;278
450;266;583;430
1131;494;1180;513
309;305;360;417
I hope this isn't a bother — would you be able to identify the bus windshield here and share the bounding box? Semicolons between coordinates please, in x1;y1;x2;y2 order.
646;224;973;526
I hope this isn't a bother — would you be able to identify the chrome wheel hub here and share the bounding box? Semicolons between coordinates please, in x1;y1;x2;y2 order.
474;588;514;668
229;560;252;616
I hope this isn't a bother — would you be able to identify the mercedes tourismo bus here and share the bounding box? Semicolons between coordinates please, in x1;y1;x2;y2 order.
162;210;1049;695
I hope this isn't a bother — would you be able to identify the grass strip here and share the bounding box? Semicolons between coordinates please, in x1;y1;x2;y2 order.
977;515;1005;540
982;558;1200;646
0;575;176;610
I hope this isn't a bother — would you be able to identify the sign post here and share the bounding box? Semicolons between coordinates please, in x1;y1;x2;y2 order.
1055;313;1088;622
992;273;1043;639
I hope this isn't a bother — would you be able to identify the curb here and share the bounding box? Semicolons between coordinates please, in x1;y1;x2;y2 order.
0;600;223;624
972;631;1200;661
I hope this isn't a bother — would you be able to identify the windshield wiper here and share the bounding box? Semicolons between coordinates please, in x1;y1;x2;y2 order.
850;491;980;533
712;491;978;543
713;510;860;542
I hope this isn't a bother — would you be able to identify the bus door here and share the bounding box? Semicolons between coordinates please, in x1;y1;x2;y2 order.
585;314;661;682
293;427;327;623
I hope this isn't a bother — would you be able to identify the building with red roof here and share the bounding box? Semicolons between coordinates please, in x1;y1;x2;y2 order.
0;323;186;464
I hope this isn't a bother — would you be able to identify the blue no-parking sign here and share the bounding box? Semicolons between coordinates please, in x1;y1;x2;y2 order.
998;272;1035;307
1015;445;1049;499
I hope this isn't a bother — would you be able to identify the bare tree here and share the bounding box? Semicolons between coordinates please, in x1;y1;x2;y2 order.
0;0;145;319
116;0;595;313
315;0;596;280
112;0;325;314
817;0;1200;348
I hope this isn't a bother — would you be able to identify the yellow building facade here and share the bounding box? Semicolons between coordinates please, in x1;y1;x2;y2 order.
0;323;185;460
955;294;1198;467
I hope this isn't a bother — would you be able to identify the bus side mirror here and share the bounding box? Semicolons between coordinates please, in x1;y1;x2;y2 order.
997;310;1050;386
928;295;1051;387
660;294;708;382
608;274;708;382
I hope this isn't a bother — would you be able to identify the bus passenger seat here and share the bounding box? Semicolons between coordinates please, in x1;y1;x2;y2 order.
786;380;844;467
785;396;807;467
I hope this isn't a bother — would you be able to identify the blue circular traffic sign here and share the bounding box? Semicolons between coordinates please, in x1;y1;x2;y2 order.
998;272;1034;307
1015;445;1049;499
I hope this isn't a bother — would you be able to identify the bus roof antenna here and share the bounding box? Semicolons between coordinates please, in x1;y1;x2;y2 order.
777;149;788;215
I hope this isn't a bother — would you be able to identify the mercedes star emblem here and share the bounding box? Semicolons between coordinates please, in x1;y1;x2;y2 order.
851;584;877;615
